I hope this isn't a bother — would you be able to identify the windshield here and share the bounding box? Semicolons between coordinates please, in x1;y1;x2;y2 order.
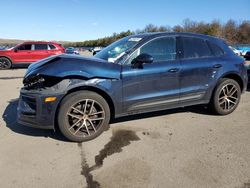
94;36;142;62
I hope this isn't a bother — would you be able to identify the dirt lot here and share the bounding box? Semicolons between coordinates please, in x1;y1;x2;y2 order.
0;66;250;188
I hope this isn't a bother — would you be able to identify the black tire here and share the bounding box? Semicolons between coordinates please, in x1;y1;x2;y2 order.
58;91;110;142
210;78;241;115
0;57;12;69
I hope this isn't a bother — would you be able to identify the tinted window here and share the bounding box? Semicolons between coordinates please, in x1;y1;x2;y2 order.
35;44;48;50
140;37;176;62
17;44;32;50
49;44;56;50
181;37;212;59
208;42;224;56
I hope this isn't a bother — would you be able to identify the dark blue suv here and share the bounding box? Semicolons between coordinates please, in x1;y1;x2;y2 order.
18;32;248;142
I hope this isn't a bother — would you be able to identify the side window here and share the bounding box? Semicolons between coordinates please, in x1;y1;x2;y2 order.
49;44;56;50
140;37;176;62
181;37;212;59
208;42;224;56
17;44;32;50
35;44;48;50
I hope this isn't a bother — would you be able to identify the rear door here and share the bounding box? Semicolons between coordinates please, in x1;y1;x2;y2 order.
33;44;50;61
122;36;180;113
179;36;221;102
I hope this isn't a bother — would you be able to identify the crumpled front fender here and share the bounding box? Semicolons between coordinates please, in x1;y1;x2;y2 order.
24;54;122;82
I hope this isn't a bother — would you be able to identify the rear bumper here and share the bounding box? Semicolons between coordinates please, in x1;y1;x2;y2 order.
17;88;65;129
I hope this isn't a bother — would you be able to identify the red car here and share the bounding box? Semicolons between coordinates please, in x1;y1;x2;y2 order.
0;41;65;69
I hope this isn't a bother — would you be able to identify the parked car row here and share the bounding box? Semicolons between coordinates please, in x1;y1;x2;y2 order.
65;47;80;55
232;46;250;60
236;46;250;56
229;46;241;56
88;46;103;55
0;46;8;50
229;46;250;59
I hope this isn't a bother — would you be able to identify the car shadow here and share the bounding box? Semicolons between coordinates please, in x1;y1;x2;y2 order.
247;83;250;92
3;98;215;141
111;105;212;124
12;64;29;69
2;98;68;142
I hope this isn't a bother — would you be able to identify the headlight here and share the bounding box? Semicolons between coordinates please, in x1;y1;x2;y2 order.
23;74;62;90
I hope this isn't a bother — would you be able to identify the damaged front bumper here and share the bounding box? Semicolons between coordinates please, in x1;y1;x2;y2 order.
17;80;70;129
17;89;65;129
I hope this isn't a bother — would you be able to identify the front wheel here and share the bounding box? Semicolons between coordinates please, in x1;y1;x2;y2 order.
58;91;110;142
210;78;241;115
0;57;12;69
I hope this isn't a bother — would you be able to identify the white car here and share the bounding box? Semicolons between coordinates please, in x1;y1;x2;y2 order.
90;46;103;55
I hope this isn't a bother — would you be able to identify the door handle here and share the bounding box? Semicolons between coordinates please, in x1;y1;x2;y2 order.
213;64;222;68
168;68;179;73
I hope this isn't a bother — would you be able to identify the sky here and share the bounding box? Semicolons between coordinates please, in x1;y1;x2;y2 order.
0;0;249;41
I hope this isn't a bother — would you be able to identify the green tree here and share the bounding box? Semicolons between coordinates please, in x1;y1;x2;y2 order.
64;19;250;47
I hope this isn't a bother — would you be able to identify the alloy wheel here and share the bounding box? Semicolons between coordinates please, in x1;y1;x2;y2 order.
0;58;11;69
218;83;239;112
66;99;105;137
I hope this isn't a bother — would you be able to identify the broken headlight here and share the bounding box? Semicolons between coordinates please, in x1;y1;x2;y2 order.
23;74;62;90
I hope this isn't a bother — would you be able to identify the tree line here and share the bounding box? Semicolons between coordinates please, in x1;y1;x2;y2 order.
65;19;250;47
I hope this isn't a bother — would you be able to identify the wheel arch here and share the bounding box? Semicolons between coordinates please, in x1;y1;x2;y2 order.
220;72;244;92
0;55;13;63
54;85;116;131
66;86;115;117
208;72;244;104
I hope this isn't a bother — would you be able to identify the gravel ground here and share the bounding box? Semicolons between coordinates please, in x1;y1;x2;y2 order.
0;61;249;188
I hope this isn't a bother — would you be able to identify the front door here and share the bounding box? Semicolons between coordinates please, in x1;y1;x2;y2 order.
12;44;35;63
122;36;180;113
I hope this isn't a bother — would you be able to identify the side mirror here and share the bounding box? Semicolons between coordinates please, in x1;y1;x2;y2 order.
14;48;18;52
131;53;153;68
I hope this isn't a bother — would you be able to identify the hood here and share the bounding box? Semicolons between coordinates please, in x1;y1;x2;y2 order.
24;54;121;81
0;49;11;53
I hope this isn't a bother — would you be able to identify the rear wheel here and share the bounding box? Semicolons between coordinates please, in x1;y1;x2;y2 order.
58;91;110;142
0;57;12;69
210;78;241;115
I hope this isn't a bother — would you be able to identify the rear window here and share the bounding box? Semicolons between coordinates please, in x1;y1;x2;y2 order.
208;42;224;56
49;44;56;50
181;37;213;59
35;44;48;50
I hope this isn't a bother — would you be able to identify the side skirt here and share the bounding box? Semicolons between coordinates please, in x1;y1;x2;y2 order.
12;63;32;68
115;99;210;118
